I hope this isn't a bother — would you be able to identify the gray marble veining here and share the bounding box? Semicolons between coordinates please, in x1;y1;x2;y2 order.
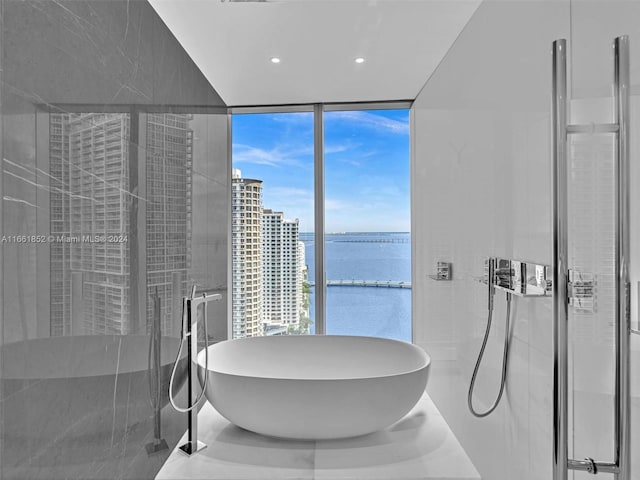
1;2;229;479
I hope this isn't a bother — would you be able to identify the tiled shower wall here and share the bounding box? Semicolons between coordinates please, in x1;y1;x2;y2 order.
412;1;640;479
1;1;228;479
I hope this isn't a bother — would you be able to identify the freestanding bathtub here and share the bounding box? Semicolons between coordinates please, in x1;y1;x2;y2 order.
197;335;430;440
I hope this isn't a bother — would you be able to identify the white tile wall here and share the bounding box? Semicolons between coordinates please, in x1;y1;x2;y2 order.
412;2;640;480
412;2;565;479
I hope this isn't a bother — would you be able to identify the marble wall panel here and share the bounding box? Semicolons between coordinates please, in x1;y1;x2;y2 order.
1;1;229;479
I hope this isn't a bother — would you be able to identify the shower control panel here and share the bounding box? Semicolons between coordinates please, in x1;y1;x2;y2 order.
484;257;551;297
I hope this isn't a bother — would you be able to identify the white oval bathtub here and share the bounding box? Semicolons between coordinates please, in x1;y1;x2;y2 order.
197;335;430;440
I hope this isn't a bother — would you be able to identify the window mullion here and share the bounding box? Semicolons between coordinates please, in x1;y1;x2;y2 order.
313;103;325;335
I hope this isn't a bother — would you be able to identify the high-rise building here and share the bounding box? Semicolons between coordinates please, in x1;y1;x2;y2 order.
49;113;73;336
231;170;307;337
261;209;303;328
49;113;193;336
231;169;263;338
50;113;131;335
145;113;193;336
297;240;307;319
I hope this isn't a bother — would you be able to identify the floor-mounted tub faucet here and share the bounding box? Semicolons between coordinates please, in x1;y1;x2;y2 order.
169;285;221;456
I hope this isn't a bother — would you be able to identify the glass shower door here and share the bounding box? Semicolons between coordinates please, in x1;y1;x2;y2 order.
566;101;618;479
565;2;640;478
555;12;639;477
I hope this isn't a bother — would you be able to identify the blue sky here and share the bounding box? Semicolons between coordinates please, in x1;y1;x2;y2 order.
232;109;409;233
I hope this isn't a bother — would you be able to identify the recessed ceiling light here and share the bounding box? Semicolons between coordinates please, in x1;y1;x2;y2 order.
270;57;281;64
354;57;365;64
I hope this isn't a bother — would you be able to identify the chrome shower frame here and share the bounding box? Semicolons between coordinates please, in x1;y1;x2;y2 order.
552;37;631;480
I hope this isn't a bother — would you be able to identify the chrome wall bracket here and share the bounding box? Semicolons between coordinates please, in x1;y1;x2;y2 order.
586;458;598;475
568;270;596;313
568;458;618;476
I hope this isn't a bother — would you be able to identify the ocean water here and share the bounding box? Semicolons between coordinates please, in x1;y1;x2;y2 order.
301;232;411;342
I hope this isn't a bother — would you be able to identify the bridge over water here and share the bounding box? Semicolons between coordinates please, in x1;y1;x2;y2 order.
301;238;409;244
309;280;411;289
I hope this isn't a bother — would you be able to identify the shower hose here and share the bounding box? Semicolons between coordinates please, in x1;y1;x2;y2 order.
168;288;210;413
467;291;512;418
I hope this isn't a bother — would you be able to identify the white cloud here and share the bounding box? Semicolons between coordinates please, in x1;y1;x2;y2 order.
232;143;312;168
325;143;356;155
232;144;281;167
268;186;313;201
326;111;409;135
325;197;353;211
271;112;314;124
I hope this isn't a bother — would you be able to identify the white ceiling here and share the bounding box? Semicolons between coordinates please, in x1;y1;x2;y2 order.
149;0;482;107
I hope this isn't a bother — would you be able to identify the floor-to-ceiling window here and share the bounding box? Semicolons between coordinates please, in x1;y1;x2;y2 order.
231;105;410;340
231;111;315;337
323;108;411;341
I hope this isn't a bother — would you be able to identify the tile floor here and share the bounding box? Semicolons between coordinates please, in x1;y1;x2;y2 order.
155;392;480;480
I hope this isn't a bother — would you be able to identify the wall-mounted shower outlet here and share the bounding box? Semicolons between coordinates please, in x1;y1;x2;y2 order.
429;262;452;281
495;258;514;290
